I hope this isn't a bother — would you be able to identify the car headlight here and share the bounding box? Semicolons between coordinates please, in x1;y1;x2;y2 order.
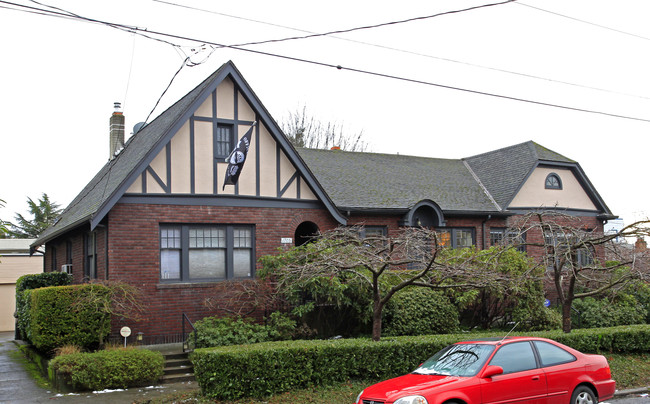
394;396;428;404
356;390;364;403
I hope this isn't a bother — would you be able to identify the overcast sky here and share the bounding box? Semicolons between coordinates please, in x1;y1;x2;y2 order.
1;0;648;229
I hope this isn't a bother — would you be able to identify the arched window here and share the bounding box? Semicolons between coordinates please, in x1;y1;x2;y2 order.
545;173;562;190
295;221;320;246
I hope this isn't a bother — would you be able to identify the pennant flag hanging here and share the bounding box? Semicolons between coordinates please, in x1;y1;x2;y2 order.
222;121;256;190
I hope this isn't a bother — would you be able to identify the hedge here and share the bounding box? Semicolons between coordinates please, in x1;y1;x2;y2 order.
15;272;71;342
191;324;650;400
49;348;164;390
29;284;111;353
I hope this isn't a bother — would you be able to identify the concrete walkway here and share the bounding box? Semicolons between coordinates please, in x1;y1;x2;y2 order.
0;331;198;404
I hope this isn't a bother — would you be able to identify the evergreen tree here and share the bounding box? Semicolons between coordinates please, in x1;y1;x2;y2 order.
8;193;62;239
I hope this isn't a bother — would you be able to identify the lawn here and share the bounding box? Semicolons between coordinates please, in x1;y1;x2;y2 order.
137;353;650;404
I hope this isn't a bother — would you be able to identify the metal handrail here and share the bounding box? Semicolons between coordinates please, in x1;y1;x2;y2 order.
182;313;197;353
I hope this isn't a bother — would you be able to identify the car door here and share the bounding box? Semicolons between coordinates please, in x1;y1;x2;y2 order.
480;341;548;404
532;341;579;404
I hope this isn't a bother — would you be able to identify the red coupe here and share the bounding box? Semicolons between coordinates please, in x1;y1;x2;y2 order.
356;336;615;404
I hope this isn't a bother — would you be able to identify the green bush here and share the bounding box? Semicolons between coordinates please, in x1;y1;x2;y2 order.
29;284;111;353
383;288;459;336
15;272;71;342
573;295;645;329
194;316;276;348
192;324;650;400
49;348;164;390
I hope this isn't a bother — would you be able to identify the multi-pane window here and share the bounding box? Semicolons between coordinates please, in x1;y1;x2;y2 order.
189;227;226;279
359;226;387;238
215;124;233;158
437;228;475;249
160;224;254;282
544;231;593;268
490;228;505;246
545;173;562;189
490;228;526;252
161;226;182;280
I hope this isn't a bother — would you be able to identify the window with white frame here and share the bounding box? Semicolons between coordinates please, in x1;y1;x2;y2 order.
160;224;254;282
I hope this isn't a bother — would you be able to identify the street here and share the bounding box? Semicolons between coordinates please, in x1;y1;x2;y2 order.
608;393;650;404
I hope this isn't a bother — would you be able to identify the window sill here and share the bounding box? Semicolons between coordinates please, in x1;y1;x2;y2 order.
156;281;223;289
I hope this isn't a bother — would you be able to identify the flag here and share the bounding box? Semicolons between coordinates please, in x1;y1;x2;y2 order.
222;121;256;190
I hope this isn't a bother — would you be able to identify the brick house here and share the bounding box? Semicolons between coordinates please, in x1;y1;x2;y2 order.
33;61;615;342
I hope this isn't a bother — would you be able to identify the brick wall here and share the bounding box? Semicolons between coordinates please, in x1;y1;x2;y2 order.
42;203;605;339
106;203;340;337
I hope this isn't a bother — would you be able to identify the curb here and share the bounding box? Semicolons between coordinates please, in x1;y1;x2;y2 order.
614;387;649;397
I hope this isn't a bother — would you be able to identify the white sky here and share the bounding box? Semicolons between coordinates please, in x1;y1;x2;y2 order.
0;0;648;228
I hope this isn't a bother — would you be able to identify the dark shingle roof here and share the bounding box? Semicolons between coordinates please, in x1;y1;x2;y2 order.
297;148;498;213
35;63;232;246
463;141;574;209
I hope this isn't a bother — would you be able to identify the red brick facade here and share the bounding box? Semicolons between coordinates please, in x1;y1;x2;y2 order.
43;201;604;340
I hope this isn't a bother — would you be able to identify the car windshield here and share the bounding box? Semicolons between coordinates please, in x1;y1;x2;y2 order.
414;343;495;377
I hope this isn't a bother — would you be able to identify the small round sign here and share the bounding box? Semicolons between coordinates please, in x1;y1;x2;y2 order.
120;326;132;338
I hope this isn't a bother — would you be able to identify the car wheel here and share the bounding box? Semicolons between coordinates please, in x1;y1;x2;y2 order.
571;386;597;404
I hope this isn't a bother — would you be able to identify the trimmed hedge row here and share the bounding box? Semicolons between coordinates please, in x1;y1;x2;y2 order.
49;348;164;390
191;324;650;400
15;272;71;342
29;284;111;353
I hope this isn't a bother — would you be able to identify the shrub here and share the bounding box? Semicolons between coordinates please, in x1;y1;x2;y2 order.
383;288;459;336
15;272;71;342
573;296;645;329
29;284;111;353
192;324;650;400
191;324;650;400
194;316;275;348
49;348;164;390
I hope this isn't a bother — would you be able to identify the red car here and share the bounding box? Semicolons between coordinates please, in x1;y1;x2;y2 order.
356;336;615;404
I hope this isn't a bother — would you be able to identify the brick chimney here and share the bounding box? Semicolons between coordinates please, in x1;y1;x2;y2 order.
635;237;647;253
109;102;125;160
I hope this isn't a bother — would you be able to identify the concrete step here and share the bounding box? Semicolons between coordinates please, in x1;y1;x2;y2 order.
161;351;195;383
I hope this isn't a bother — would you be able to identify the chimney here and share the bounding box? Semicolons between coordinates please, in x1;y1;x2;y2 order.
109;102;125;160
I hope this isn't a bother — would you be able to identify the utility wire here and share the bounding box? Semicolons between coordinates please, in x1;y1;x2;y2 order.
154;0;650;101
225;0;518;48
518;2;650;42
2;0;649;123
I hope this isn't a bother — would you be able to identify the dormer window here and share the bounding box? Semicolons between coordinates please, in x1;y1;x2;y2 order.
545;173;562;190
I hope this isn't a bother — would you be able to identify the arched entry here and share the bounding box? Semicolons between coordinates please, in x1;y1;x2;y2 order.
295;221;320;246
402;200;446;227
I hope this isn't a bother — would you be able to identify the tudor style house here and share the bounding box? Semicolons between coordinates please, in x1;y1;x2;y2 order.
33;61;615;342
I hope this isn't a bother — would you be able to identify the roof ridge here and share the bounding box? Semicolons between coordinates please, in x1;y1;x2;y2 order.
463;140;534;160
463;160;502;211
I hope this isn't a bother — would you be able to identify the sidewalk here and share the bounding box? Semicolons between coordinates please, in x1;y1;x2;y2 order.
0;331;198;404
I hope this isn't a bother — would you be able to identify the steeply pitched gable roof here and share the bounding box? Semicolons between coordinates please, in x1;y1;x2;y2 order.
297;148;499;214
34;61;345;246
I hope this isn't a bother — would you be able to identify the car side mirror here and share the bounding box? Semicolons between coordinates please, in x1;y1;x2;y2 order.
482;365;504;378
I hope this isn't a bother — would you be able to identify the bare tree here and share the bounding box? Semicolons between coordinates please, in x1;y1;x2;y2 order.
507;211;650;333
261;226;520;341
280;105;368;151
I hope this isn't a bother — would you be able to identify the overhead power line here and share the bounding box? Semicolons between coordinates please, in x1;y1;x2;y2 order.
154;0;650;101
2;0;649;124
518;2;650;42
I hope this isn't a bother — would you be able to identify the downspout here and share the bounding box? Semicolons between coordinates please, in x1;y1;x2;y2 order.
481;215;492;250
95;223;109;280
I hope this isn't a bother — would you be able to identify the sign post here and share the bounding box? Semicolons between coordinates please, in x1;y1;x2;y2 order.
120;326;131;348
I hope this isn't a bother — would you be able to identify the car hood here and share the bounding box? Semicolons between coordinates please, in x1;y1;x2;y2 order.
362;373;466;402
